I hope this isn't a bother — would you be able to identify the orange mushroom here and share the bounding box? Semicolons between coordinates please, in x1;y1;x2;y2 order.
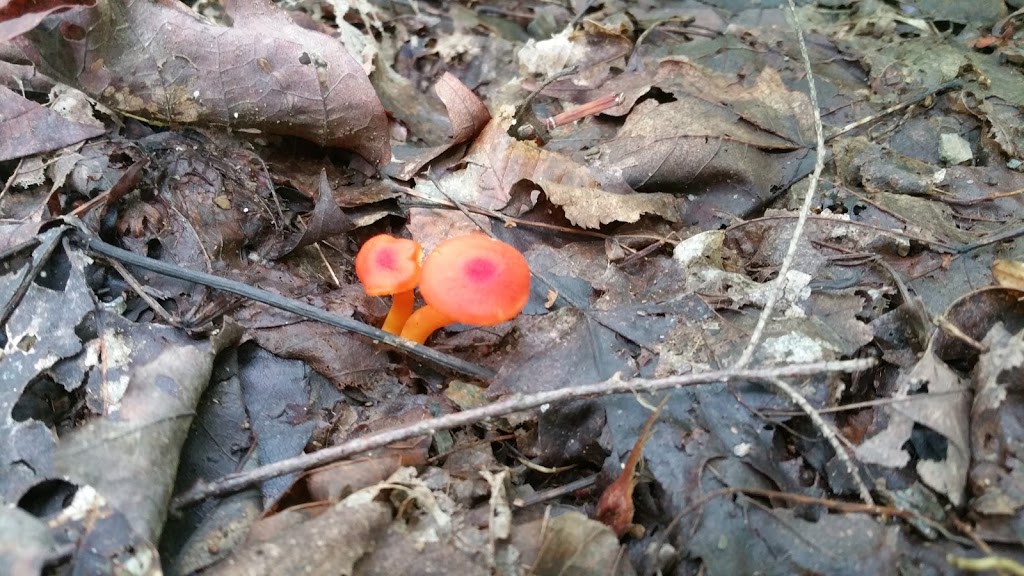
355;234;423;334
399;235;530;344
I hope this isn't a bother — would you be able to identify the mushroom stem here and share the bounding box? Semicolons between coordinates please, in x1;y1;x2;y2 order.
381;290;415;334
400;304;454;344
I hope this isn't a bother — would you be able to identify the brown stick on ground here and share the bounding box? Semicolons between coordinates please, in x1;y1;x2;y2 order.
595;395;670;537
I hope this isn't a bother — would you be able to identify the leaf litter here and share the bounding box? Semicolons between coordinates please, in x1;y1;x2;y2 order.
3;0;1024;574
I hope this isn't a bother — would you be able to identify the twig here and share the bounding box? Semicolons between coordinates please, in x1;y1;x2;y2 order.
826;80;962;141
765;378;873;505
513;475;597;508
760;388;963;418
0;227;65;329
933;316;988;352
936;185;1024;206
725;213;960;255
955;224;1024;254
103;258;176;325
947;554;1024;575
313;242;341;288
734;1;874;508
663;485;974;548
0;157;25;212
733;0;826;370
544;93;623;129
170;357;876;509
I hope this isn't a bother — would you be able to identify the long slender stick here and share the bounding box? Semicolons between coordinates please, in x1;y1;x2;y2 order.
766;378;873;505
171;357;876;509
734;0;827;370
733;2;874;507
73;228;495;380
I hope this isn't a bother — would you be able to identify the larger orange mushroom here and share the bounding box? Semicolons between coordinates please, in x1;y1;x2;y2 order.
355;234;423;334
400;235;530;344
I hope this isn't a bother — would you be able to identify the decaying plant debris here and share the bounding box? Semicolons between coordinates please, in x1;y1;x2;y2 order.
2;0;1024;574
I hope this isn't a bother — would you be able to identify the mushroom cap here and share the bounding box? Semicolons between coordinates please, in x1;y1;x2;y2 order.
419;235;530;326
355;235;423;296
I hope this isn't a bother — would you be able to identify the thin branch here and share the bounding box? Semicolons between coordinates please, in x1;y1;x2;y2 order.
70;224;495;380
765;378;873;505
734;0;827;369
171;357;876;509
826;80;961;141
733;1;874;509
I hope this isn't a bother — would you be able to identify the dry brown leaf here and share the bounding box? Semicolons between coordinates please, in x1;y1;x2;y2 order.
977;98;1022;160
384;72;491;180
600;97;792;195
654;59;816;147
0;0;94;41
435;71;491;144
465;115;601;209
0;85;105;162
993;259;1024;291
208;499;391;575
543;180;680;229
16;0;390;164
418;108;678;228
855;348;971;505
513;511;628;576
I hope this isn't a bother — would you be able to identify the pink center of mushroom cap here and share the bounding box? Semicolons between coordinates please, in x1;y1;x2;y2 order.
464;257;498;283
355;234;423;296
376;249;398;271
416;235;531;327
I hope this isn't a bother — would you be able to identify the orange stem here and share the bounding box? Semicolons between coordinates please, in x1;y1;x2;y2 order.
381;290;415;334
399;304;453;344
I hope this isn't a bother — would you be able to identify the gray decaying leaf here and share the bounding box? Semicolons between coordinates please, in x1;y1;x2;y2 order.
855;348;971;506
53;312;242;542
205;499;392;575
969;324;1024;516
1;229;93;503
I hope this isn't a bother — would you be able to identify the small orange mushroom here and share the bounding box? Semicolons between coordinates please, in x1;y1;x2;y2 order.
399;235;530;344
355;234;423;334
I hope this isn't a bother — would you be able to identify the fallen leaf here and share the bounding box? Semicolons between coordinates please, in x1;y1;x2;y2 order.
207;498;391;575
0;85;105;162
264;170;354;259
855;348;970;505
16;0;390;164
0;0;94;41
543;180;680;229
513;511;628;576
384;72;491;180
969;324;1024;516
0;507;56;575
993;259;1024;291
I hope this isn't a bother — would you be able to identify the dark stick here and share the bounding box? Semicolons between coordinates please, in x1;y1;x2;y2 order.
74;231;495;380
